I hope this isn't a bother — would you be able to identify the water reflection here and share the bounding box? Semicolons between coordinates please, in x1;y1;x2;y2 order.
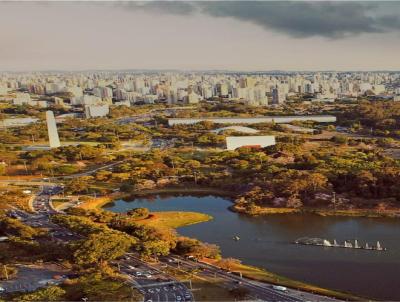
104;194;400;300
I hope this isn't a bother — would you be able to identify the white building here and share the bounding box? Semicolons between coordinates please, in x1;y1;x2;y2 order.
185;91;200;104
0;85;9;95
85;104;110;118
168;115;336;126
226;136;276;150
12;93;31;105
46;111;61;148
1;117;39;128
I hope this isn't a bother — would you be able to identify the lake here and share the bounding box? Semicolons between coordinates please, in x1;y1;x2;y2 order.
104;194;400;300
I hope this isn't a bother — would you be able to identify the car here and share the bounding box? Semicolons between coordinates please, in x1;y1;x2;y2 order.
0;287;5;293
184;293;192;301
163;287;169;291
135;271;142;276
148;289;154;293
176;295;182;301
128;265;135;270
272;285;287;292
144;274;152;279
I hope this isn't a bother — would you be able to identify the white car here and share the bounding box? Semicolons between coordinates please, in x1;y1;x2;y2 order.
272;285;287;292
0;287;5;292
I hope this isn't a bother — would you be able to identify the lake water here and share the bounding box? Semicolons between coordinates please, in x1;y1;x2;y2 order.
104;194;400;300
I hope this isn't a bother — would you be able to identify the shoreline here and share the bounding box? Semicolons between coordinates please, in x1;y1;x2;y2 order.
78;187;235;210
231;204;400;218
79;185;399;219
201;259;363;301
79;186;366;300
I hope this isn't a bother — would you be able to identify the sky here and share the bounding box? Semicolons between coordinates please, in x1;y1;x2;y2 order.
1;1;400;71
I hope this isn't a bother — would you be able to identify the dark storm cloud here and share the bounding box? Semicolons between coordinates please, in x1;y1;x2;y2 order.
122;1;400;39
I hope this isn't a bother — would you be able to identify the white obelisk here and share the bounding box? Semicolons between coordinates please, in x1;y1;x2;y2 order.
46;111;61;148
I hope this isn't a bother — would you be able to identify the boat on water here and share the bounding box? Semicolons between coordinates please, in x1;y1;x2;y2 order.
294;237;386;251
233;236;240;241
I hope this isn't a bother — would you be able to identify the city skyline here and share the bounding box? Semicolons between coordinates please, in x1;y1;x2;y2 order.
1;1;400;71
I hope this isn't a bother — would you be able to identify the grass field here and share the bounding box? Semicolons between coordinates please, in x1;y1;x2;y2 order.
164;265;236;301
202;259;362;301
135;211;212;229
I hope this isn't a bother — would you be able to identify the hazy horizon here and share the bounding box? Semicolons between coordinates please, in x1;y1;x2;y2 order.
2;1;400;71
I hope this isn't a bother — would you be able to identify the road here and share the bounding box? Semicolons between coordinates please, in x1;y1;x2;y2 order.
10;184;193;302
159;256;340;302
157;256;301;302
8;184;341;301
118;254;193;302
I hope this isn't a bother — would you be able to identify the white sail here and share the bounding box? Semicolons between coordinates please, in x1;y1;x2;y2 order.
354;240;359;249
323;239;332;247
377;241;382;250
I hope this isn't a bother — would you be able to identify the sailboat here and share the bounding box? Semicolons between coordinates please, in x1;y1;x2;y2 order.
233;236;240;241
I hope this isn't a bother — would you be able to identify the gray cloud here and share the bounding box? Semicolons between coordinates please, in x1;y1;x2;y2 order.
122;1;400;39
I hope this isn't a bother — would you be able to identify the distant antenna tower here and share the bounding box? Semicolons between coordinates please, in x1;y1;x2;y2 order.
46;110;61;148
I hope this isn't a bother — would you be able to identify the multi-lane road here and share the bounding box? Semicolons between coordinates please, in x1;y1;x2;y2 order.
118;254;193;302
10;184;341;302
14;185;194;302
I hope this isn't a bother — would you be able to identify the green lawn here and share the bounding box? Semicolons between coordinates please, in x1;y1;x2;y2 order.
136;211;212;229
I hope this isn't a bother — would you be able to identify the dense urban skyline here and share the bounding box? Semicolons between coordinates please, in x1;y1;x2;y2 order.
1;1;400;71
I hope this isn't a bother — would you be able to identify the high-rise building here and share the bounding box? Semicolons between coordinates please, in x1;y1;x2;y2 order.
46;111;61;148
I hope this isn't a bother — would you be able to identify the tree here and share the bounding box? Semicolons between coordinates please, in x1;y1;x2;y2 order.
0;164;5;175
216;258;241;271
174;237;220;259
66;176;94;194
332;135;348;145
73;232;135;266
62;273;142;301
130;225;177;258
229;287;250;300
127;208;149;219
14;286;65;301
0;217;46;239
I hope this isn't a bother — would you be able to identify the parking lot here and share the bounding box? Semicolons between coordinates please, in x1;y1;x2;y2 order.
119;255;193;302
0;264;68;294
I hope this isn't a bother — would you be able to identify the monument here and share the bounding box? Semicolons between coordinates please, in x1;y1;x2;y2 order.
46;110;61;148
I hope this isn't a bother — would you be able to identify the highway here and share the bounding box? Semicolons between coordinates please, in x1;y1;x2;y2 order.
158;256;341;302
118;254;193;302
158;256;301;302
11;184;341;302
14;184;193;302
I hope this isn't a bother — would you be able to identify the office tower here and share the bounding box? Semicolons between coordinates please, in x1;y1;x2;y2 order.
46;111;61;148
